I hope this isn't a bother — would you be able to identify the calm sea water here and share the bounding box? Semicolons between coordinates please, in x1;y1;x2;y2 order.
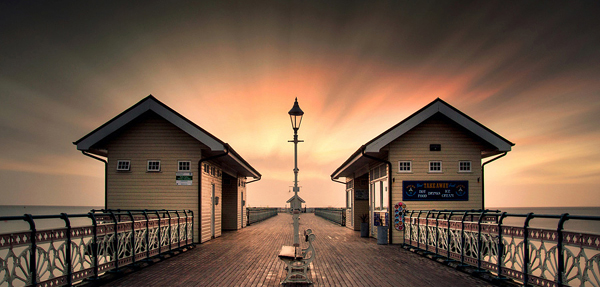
490;206;600;235
0;205;103;233
1;205;599;234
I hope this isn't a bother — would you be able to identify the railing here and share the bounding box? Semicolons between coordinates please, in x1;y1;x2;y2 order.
403;210;600;287
247;208;278;225
315;208;346;226
0;209;193;287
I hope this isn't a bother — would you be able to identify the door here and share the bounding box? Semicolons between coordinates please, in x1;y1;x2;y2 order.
211;183;216;238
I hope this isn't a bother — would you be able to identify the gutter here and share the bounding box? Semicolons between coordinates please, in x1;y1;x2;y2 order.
361;147;394;245
481;152;507;210
246;175;261;184
81;151;108;209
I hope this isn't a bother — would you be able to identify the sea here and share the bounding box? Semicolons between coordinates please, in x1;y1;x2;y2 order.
0;205;103;234
1;205;599;235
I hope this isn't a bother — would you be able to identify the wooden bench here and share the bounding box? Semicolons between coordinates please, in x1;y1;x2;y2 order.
278;229;316;284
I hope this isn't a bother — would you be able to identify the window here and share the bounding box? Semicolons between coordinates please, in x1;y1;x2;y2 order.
459;161;472;172
346;190;352;209
370;164;387;181
398;161;411;172
429;161;442;173
147;160;161;172
117;160;130;171
178;161;191;171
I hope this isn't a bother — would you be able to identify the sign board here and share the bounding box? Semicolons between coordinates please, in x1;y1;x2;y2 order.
176;172;193;185
402;181;468;201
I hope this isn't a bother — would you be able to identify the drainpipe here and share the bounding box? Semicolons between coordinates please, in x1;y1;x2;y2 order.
481;152;507;210
198;145;229;243
362;147;393;244
82;151;108;209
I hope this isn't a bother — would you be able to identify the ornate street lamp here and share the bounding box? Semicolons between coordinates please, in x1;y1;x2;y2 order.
288;98;304;246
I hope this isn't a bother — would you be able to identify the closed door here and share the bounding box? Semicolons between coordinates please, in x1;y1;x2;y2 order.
211;183;215;238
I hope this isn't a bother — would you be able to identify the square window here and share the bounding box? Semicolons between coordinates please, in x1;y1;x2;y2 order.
459;161;472;172
429;161;442;173
178;161;191;171
398;161;412;172
147;160;161;172
117;160;130;171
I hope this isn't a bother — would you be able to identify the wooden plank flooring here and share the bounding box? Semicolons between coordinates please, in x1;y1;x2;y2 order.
106;213;494;286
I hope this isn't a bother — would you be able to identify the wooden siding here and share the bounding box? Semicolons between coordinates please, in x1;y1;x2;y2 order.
104;113;206;243
200;163;222;243
387;114;490;244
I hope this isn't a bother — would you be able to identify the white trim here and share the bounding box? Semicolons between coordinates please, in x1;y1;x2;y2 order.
458;161;472;173
398;161;412;173
116;160;130;171
429;161;442;173
76;98;224;151
178;161;191;172
365;100;512;153
147;160;161;172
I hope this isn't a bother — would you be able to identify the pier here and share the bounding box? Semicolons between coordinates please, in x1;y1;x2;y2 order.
101;213;492;287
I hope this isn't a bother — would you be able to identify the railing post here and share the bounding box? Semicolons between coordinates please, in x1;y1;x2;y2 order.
155;211;162;255
182;210;188;246
523;213;534;286
424;211;429;250
476;210;487;271
60;213;73;286
189;210;194;244
24;214;37;287
435;211;442;255
88;212;99;280
127;211;136;265
460;212;468;265
556;213;569;285
143;211;150;260
447;211;453;260
166;211;173;251
497;212;507;280
417;211;422;250
109;211;119;272
175;211;181;249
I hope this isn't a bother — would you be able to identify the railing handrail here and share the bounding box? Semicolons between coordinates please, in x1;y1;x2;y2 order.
403;209;600;287
0;209;193;287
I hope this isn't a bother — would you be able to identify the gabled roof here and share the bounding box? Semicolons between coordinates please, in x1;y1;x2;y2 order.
331;98;514;179
74;95;261;179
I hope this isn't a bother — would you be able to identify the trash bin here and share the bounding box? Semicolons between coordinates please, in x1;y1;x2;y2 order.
377;225;388;245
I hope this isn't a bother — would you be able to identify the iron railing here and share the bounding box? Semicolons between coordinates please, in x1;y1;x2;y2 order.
315;208;346;226
403;210;600;287
0;209;193;287
247;208;278;225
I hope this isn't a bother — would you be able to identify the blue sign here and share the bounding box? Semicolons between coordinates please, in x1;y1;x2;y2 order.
402;181;468;201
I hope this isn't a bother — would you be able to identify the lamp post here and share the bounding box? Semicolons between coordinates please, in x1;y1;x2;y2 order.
288;98;304;247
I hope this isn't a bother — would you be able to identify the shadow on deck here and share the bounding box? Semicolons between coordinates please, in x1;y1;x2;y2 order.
101;213;494;286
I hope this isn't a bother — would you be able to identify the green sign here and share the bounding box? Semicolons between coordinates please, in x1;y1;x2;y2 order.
176;172;193;185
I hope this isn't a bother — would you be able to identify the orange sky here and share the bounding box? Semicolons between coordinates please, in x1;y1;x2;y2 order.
1;1;600;208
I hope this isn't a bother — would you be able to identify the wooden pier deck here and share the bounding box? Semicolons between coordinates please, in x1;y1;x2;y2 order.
105;213;494;286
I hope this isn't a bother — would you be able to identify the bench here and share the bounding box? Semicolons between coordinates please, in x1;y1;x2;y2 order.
278;229;316;284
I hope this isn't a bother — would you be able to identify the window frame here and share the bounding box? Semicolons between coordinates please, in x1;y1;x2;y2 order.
398;161;412;173
116;160;131;171
178;161;191;172
429;161;442;173
147;160;161;172
458;161;472;173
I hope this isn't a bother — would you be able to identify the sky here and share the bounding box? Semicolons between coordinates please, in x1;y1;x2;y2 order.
1;1;600;208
